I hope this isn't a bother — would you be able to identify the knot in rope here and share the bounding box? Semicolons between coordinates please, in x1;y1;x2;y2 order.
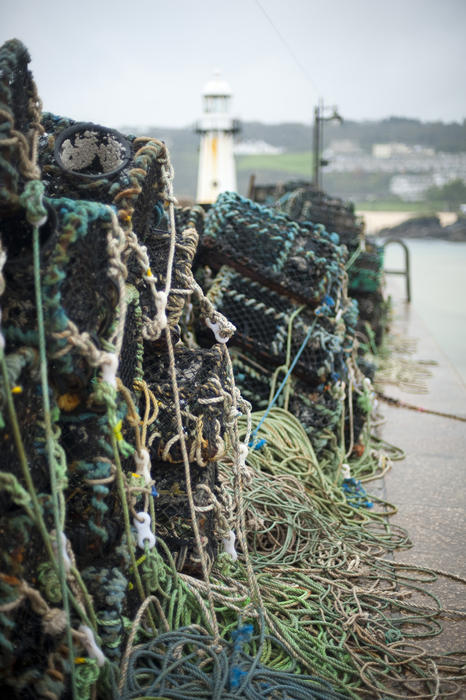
19;180;47;227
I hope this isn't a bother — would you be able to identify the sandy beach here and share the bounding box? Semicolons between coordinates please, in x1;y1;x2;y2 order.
357;209;457;235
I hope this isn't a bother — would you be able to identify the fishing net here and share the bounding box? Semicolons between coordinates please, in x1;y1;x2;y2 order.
252;181;388;348
347;244;384;294
230;349;342;458
0;39;42;217
173;203;206;236
205;265;346;387
38;115;167;239
201;191;346;307
254;181;364;250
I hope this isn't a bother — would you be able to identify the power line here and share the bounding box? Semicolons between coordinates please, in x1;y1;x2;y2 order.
254;0;321;98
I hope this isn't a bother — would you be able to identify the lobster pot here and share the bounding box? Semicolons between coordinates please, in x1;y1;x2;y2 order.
352;290;388;346
254;182;365;251
0;360;57;501
229;351;271;412
118;285;144;390
39;115;168;238
174;204;206;237
230;350;343;458
206;266;346;388
348;245;384;294
345;384;371;451
1;200;59;346
0;563;70;699
59;411;131;661
0;368;73;697
142;344;230;574
126;225;198;339
201;192;346;307
151;458;218;575
58;411;126;567
0;40;42;216
38;198;125;397
341;297;359;356
143;345;231;466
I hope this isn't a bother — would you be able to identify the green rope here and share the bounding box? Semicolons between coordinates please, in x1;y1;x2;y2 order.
22;180;77;699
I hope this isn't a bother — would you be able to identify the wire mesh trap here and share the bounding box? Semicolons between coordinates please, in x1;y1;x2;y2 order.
230;350;342;458
0;39;42;217
201;191;347;308
125;224;198;343
143;344;232;466
150;458;219;575
38;114;168;241
253;181;364;251
205;265;347;388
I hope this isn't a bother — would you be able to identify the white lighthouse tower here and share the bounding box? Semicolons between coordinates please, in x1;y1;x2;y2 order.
196;71;239;205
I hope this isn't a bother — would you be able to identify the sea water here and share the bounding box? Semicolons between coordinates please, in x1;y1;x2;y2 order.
381;239;466;384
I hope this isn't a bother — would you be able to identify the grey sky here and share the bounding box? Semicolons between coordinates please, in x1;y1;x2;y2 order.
2;0;466;129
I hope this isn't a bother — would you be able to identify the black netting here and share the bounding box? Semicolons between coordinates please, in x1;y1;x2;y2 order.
173;204;206;237
151;459;218;574
201;192;346;307
144;345;231;465
254;181;364;250
0;371;50;499
39;115;167;239
205;266;345;387
118;286;143;390
230;350;342;457
0;39;41;216
126;225;198;337
40;199;122;396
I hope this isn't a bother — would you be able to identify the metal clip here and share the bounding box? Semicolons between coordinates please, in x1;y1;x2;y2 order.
223;530;238;561
133;512;156;550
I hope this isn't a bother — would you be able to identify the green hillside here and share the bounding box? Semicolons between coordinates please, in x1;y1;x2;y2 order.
236;152;313;176
136;118;466;201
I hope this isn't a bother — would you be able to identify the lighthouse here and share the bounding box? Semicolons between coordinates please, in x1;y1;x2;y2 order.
196;71;239;205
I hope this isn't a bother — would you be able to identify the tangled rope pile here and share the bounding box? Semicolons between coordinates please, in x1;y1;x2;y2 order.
0;39;465;700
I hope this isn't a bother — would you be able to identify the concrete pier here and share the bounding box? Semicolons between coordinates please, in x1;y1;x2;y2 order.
374;298;466;659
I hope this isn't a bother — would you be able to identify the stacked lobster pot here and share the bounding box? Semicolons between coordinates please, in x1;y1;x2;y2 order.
0;39;235;697
198;191;369;459
254;181;387;347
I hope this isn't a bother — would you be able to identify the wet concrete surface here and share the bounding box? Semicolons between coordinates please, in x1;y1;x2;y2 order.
370;299;466;681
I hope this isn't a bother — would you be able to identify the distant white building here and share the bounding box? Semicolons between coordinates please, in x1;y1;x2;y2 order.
389;174;435;201
234;140;284;155
372;142;436;159
196;71;239;204
373;142;412;158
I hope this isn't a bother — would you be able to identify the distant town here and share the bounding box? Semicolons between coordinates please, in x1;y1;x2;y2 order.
124;117;466;213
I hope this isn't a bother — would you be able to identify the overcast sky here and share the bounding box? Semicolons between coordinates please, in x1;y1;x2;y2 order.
2;0;466;130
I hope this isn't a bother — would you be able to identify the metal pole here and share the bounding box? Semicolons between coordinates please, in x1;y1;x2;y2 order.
312;105;320;188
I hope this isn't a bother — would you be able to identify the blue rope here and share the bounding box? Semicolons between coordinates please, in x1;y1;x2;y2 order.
249;318;317;448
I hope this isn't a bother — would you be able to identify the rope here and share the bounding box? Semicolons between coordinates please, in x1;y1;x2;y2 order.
377;391;466;422
249;317;317;447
